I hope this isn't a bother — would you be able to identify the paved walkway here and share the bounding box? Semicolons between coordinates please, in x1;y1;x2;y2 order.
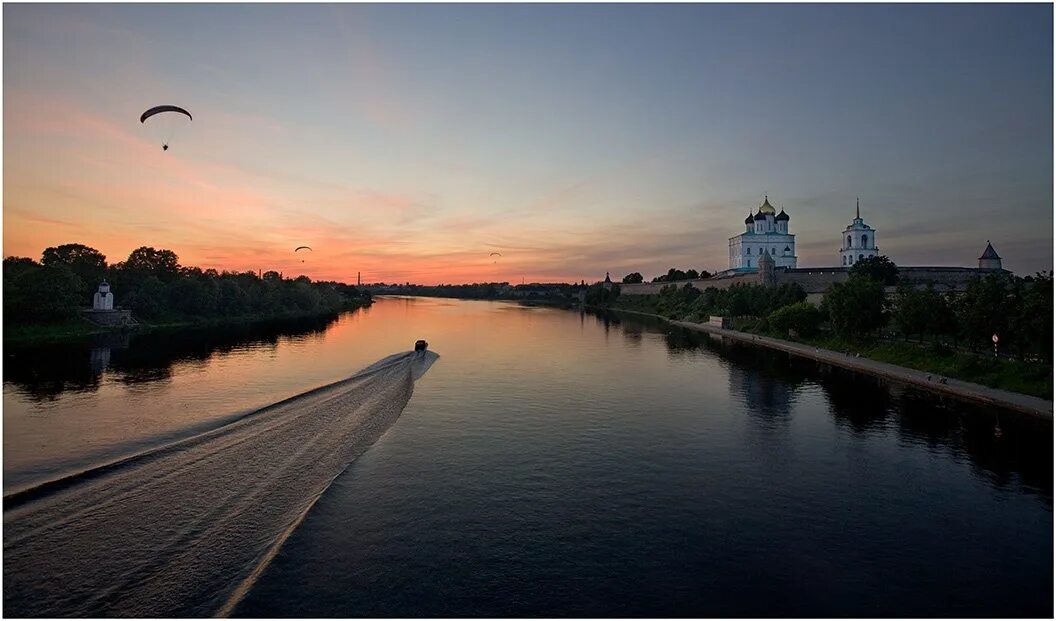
665;319;1053;419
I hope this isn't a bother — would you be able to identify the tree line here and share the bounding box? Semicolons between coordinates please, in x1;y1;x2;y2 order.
606;255;1052;363
4;243;371;325
621;268;714;284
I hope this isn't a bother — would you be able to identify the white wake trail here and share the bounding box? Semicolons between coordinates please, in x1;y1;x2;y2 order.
4;351;438;617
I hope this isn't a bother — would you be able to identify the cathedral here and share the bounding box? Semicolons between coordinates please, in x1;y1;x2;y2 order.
728;196;797;270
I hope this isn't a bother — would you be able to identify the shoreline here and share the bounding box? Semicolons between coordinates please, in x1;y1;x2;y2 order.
604;307;1054;419
3;300;373;346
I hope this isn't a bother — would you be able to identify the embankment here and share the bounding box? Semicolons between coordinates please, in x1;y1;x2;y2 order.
608;308;1052;419
3;350;438;617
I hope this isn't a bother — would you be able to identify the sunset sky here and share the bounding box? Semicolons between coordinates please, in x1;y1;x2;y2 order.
4;3;1052;284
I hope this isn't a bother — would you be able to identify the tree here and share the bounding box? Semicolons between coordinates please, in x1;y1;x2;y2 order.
622;272;643;284
822;277;887;340
849;255;899;285
124;247;180;281
3;256;40;281
585;283;620;306
41;243;107;298
1012;272;1053;361
955;274;1011;351
768;302;822;337
12;265;84;322
893;283;931;342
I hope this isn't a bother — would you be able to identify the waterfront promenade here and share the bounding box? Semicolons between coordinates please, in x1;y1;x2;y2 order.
666;318;1053;419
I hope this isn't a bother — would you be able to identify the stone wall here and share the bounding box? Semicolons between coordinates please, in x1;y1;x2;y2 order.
619;270;761;296
81;308;135;326
620;265;1005;297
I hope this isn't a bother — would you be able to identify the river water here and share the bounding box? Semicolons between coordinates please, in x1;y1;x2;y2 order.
3;296;1052;616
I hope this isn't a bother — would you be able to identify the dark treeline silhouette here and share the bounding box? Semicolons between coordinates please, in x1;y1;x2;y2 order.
648;267;713;283
4;243;371;326
373;282;586;303
616;281;807;322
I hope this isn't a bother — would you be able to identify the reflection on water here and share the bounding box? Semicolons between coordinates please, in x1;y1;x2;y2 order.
5;315;339;402
589;308;1052;502
4;298;1051;616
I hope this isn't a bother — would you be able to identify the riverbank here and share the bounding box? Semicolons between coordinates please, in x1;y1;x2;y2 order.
605;307;1053;419
3;299;373;346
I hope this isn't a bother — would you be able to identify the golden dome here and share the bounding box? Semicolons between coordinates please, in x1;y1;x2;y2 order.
758;195;776;215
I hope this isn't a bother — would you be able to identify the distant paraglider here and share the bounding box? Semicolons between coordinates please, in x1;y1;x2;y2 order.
140;105;193;151
490;251;502;264
295;246;313;263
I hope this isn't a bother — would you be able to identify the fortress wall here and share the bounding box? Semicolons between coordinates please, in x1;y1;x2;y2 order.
618;266;1000;297
774;269;849;293
619;271;761;296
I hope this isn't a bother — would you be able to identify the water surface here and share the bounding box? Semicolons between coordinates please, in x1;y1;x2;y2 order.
4;297;1052;616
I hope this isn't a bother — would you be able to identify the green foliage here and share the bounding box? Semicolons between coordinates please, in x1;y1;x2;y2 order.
585;283;620;306
821;276;887;340
4;244;372;330
953;273;1010;351
849;255;899;285
622;272;644;284
40;243;107;299
611;281;806;322
123;246;181;282
651;268;703;282
11;265;84;322
768;302;823;337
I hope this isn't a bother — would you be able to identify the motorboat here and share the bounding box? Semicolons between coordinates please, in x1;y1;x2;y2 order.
414;339;429;352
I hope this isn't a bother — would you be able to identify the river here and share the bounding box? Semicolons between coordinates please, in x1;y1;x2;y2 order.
3;296;1052;616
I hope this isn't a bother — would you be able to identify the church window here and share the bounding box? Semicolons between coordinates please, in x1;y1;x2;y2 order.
842;256;846;266
862;234;868;248
746;247;751;255
847;235;852;248
858;254;863;260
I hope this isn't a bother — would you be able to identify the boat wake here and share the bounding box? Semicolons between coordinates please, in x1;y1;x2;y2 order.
3;350;438;617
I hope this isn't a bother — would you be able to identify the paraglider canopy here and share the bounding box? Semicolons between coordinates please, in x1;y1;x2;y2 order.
295;246;313;252
140;105;192;151
489;252;502;256
140;105;193;123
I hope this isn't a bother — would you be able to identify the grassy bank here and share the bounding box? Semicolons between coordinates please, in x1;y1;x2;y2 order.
607;297;1053;400
736;321;1053;399
3;299;373;346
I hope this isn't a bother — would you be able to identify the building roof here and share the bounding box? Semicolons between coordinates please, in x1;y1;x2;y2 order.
775;209;789;221
753;211;767;221
744;213;754;224
758;196;776;215
758;250;775;264
979;241;1001;260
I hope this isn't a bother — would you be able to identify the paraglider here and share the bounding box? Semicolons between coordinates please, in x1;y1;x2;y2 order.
295;246;312;263
140;105;192;151
489;252;502;256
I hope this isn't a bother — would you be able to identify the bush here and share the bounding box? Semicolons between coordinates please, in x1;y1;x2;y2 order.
768;302;823;337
